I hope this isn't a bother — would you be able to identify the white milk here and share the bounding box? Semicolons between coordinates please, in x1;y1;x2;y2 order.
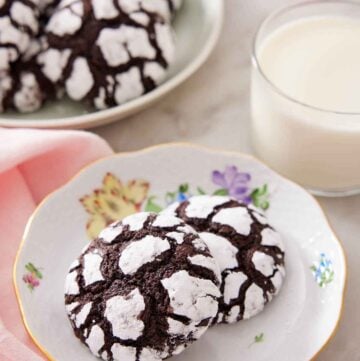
251;16;360;192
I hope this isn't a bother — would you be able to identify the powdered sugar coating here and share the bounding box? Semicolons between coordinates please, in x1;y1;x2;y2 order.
167;318;207;340
162;201;179;217
11;2;38;34
41;0;175;109
199;232;238;271
85;325;104;356
65;212;218;360
212;206;253;236
251;209;268;225
65;270;79;295
261;227;285;250
111;344;137;361
0;0;49;113
164;196;286;324
144;62;166;84
130;12;150;26
65;301;79;314
98;221;122;244
226;305;240;323
119;235;170;275
192;238;207;251
65;57;94;100
271;267;286;294
188;254;221;282
96;27;130;67
223;271;247;304
122;212;149;231
83;251;104;286
114;67;144;104
152;213;182;228
0;1;40;70
252;251;276;277
161;270;220;321
105;288;145;340
154;22;175;63
185;195;231;219
46;1;83;36
243;284;265;320
37;48;71;83
118;0;174;23
91;0;119;20
138;348;162;361
166;231;184;244
75;302;92;327
97;25;156;66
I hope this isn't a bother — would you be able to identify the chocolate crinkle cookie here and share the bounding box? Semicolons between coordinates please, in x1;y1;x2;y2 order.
0;0;49;112
0;0;40;70
163;195;286;324
37;0;176;109
64;212;220;361
0;65;46;112
0;36;56;113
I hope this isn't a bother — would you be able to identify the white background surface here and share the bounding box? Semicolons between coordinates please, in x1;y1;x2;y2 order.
94;1;360;359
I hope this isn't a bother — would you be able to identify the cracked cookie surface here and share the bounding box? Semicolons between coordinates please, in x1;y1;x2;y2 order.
163;195;286;324
65;212;220;361
38;0;175;109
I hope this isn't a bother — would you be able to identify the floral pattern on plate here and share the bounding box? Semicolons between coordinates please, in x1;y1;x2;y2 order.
14;144;346;361
80;166;270;239
311;253;335;287
23;263;43;291
80;173;149;239
249;333;265;347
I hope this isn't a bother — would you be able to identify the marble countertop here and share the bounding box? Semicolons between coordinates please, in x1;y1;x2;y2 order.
94;1;360;359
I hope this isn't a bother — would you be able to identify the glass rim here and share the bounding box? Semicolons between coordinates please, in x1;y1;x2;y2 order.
252;0;360;116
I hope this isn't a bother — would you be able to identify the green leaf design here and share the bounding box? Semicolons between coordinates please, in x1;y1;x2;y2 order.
197;186;206;195
164;192;175;204
144;197;163;213
25;263;42;279
34;269;43;279
25;263;35;273
213;188;229;196
27;284;34;291
179;183;189;193
255;333;264;343
261;201;270;210
251;184;270;210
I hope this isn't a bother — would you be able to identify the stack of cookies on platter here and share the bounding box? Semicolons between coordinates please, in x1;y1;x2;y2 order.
65;195;286;361
0;0;180;113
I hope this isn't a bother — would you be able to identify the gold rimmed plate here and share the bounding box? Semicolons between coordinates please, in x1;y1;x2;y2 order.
14;144;346;360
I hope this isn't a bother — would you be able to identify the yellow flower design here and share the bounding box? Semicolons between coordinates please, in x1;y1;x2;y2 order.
80;173;149;239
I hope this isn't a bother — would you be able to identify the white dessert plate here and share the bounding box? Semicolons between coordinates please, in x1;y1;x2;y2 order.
14;144;346;361
0;0;223;129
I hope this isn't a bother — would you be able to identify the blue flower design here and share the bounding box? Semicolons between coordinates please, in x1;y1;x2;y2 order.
311;253;334;287
176;192;188;202
165;184;192;205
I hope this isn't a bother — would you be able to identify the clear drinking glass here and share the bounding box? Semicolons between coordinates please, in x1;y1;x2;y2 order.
251;1;360;197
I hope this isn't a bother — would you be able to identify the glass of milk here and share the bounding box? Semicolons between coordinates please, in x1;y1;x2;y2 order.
251;1;360;196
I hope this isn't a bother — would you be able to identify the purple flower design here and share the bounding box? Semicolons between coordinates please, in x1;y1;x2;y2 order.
212;166;252;204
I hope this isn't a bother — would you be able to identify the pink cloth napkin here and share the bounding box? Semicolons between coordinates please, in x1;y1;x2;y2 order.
0;128;113;361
